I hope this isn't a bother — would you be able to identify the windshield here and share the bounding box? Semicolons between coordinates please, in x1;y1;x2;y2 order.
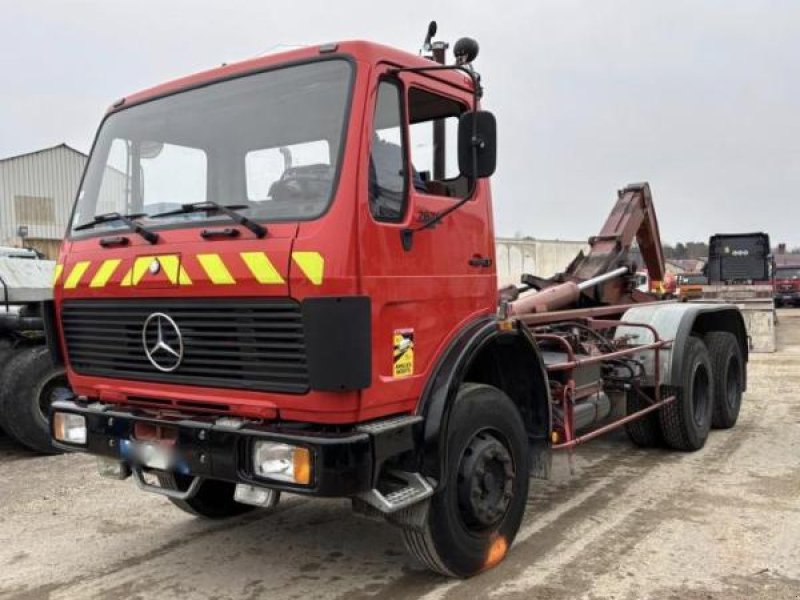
71;59;352;236
776;267;800;280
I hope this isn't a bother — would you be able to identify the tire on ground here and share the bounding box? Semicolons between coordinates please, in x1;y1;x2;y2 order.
158;474;260;519
0;338;18;433
402;383;530;577
659;336;714;451
0;344;68;454
624;387;663;447
705;332;744;429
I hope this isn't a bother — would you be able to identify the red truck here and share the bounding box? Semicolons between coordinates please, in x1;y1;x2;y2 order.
774;264;800;307
48;27;747;577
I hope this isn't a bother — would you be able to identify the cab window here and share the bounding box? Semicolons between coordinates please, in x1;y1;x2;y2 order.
369;80;407;222
408;87;468;199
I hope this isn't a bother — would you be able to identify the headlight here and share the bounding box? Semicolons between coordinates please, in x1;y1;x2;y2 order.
252;441;311;485
53;412;87;445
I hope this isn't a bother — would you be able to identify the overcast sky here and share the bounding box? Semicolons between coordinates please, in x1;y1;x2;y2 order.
2;0;798;245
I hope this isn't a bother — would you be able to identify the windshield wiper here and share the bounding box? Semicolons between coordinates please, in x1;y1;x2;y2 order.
73;212;159;244
150;202;267;239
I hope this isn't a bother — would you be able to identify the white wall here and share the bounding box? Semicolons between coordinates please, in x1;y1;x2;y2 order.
495;237;588;287
0;145;85;248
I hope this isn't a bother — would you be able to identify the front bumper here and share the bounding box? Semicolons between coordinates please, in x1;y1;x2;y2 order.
50;398;409;497
775;292;800;304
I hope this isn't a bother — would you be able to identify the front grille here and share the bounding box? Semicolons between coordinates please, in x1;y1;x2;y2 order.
61;299;309;394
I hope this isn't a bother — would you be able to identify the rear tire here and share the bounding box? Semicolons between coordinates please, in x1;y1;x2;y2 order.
158;474;260;519
402;383;529;577
659;336;714;451
0;345;69;454
705;332;744;429
624;387;663;447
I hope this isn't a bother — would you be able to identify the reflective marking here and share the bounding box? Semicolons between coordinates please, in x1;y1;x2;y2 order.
241;252;285;284
197;254;236;285
64;261;91;289
157;255;192;285
121;255;192;287
292;251;325;285
52;264;64;287
89;259;121;288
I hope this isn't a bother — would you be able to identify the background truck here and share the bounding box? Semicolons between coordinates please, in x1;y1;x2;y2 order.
48;26;748;577
706;232;772;284
0;246;70;453
701;232;776;352
773;264;800;307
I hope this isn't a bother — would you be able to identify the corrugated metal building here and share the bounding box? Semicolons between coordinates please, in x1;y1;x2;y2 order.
0;144;86;259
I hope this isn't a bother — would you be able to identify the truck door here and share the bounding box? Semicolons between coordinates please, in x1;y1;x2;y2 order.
358;67;496;419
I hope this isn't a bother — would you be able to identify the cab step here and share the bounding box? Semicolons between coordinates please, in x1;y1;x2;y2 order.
357;470;434;514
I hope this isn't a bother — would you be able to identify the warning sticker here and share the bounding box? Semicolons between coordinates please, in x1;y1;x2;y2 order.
392;329;415;378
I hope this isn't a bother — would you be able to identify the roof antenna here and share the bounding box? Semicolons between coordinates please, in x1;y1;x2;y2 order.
421;21;437;58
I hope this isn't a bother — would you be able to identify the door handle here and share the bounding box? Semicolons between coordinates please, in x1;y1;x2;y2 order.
469;255;492;268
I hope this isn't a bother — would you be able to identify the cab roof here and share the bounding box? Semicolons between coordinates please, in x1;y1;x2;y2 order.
112;40;476;113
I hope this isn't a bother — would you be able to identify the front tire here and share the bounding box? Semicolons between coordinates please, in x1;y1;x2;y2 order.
402;383;529;577
0;345;69;454
659;336;714;451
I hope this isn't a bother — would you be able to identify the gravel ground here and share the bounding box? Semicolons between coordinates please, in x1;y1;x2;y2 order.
1;310;799;600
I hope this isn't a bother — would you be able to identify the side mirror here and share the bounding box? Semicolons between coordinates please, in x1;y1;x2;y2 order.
458;110;497;179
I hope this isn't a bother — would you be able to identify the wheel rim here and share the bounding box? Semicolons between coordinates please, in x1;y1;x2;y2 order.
692;364;711;427
35;370;70;426
456;430;515;532
726;356;742;409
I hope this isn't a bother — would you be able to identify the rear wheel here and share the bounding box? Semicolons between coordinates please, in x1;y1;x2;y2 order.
659;336;714;451
624;387;663;447
402;383;529;577
705;332;744;429
157;474;262;519
0;345;69;454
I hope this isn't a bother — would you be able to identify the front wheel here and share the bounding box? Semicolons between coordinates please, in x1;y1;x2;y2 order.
402;383;529;577
0;345;69;454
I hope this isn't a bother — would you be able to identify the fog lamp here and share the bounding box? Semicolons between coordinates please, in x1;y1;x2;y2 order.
234;484;281;508
253;441;311;485
53;412;87;445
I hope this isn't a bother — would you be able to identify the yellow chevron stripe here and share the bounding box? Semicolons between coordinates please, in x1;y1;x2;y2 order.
241;252;284;284
197;254;236;285
292;251;324;285
52;264;64;287
64;261;91;289
158;255;192;285
120;255;192;287
89;259;121;288
120;256;151;287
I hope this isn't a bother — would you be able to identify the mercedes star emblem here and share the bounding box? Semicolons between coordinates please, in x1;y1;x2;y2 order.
142;312;184;372
149;259;161;275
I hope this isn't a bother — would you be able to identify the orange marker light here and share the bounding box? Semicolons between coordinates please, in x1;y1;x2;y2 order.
484;535;508;569
293;447;312;485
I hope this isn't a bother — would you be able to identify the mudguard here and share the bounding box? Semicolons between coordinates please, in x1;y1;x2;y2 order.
615;302;748;390
415;316;551;486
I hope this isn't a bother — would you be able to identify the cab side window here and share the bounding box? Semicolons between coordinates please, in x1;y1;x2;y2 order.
369;81;407;222
408;88;468;198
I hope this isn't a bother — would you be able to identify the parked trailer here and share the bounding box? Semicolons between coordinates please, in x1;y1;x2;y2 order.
0;247;69;453
48;28;747;577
